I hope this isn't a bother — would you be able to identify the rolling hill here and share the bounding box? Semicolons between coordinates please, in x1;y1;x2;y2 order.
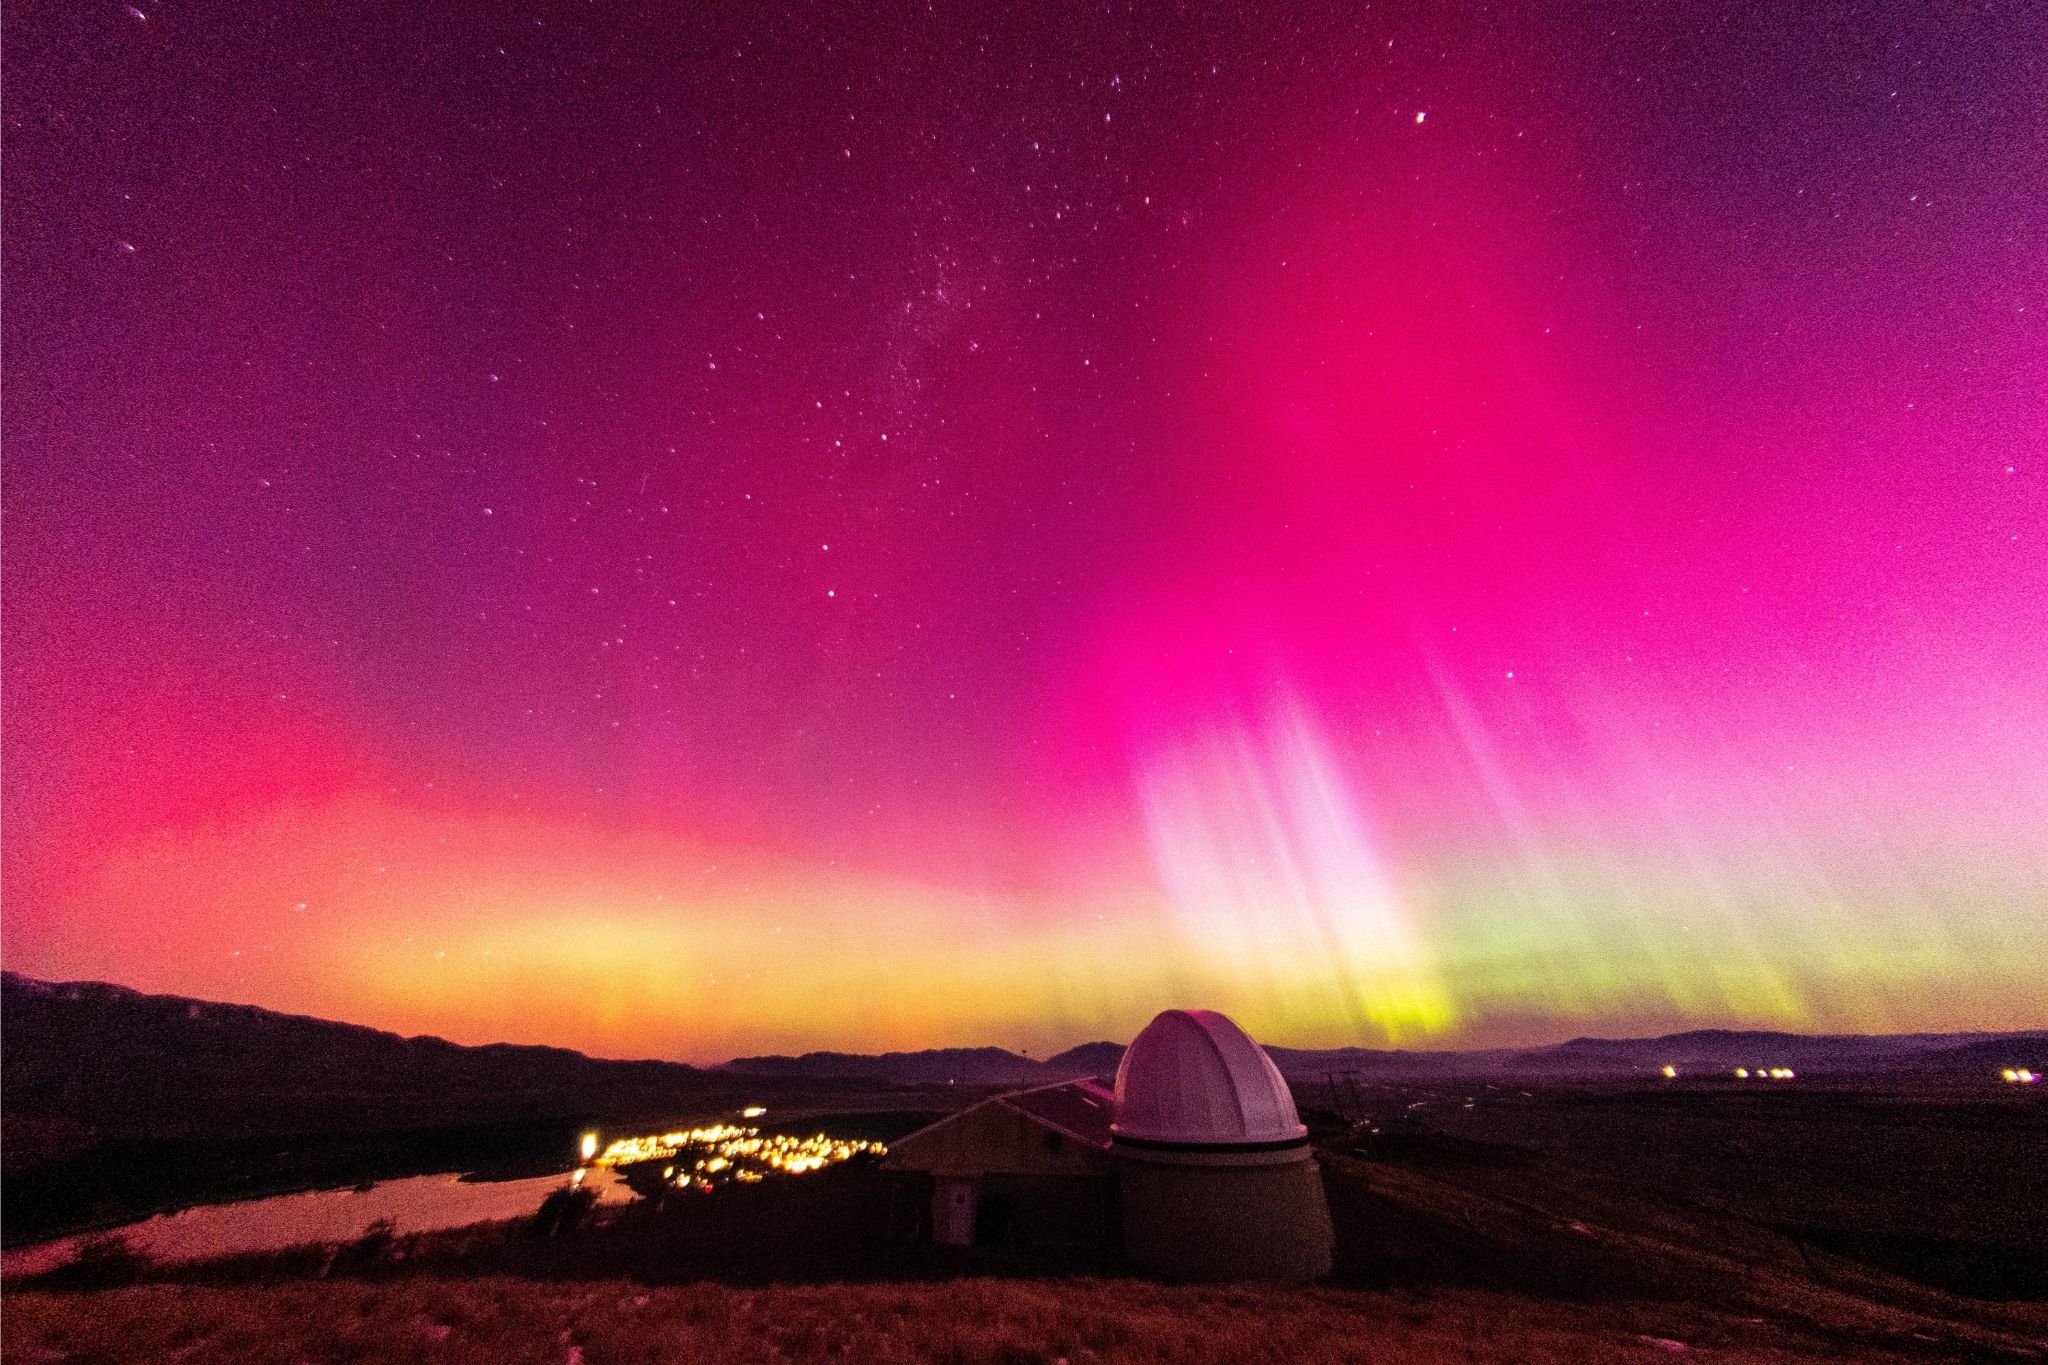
13;970;2039;1154
0;972;736;1164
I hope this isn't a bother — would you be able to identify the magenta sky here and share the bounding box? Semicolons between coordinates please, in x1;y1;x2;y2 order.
5;3;2044;1059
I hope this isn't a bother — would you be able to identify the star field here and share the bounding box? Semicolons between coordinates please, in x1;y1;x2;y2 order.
4;2;2044;1058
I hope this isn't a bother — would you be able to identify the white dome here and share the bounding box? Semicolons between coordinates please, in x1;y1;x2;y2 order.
1111;1009;1308;1149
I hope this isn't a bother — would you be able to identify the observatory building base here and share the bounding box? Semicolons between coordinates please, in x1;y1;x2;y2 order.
1117;1154;1334;1282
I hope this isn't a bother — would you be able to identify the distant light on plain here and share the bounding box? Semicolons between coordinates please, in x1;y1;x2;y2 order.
592;1123;883;1190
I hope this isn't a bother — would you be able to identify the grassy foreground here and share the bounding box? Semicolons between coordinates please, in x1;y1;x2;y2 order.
10;1097;2047;1362
0;1275;1958;1364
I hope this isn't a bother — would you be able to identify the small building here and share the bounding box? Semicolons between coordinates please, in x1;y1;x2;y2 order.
884;1008;1334;1281
882;1078;1118;1249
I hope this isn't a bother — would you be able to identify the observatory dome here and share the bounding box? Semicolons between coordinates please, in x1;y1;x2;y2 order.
1111;1009;1308;1150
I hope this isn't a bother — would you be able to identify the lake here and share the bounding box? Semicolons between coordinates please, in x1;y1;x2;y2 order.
0;1167;631;1278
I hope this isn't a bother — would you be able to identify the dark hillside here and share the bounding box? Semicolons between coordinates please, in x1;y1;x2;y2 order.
1;973;729;1161
1;973;840;1243
1039;1042;1125;1077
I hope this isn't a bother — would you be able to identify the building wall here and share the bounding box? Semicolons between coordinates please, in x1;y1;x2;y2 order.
965;1173;1118;1250
883;1099;1112;1179
1119;1156;1333;1281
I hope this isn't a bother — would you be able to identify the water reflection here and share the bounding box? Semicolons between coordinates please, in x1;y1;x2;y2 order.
4;1119;888;1278
1;1168;633;1278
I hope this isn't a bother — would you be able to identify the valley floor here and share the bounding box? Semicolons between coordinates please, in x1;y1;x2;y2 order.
8;1085;2045;1363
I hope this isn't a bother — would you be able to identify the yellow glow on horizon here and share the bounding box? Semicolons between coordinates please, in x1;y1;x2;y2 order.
28;760;2047;1061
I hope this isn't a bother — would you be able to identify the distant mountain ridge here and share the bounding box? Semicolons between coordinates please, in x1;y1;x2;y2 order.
718;1046;1048;1087
1520;1030;2048;1083
720;1024;2047;1086
716;1039;1136;1086
8;972;2043;1150
1040;1041;1129;1075
5;969;2040;1250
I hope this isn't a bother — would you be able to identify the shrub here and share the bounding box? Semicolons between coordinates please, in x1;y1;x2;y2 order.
530;1185;599;1237
47;1234;152;1288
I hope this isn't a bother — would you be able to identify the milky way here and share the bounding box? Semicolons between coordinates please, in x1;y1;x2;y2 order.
5;3;2044;1058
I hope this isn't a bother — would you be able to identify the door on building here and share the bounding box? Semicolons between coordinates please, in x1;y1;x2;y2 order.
973;1191;1015;1246
935;1178;976;1246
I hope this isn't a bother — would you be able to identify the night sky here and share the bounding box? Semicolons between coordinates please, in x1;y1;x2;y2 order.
5;2;2044;1061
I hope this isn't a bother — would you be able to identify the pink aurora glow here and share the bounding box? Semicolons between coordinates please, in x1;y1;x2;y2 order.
4;3;2043;1057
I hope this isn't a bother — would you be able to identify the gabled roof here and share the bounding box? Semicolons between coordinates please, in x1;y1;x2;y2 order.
883;1076;1116;1172
997;1077;1115;1149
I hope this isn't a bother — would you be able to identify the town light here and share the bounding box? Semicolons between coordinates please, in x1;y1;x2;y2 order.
588;1122;886;1190
579;1132;599;1162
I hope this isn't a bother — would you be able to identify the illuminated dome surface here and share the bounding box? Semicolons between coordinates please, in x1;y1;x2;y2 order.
1111;1009;1308;1148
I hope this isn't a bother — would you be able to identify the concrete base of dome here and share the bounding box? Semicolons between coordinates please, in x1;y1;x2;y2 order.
1117;1154;1333;1282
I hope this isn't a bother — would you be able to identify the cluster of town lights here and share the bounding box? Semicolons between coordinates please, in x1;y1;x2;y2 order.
1733;1067;1796;1080
585;1122;885;1191
2002;1068;2039;1085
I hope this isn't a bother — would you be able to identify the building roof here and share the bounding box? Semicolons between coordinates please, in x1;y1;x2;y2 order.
1110;1009;1307;1148
998;1077;1115;1149
880;1076;1117;1175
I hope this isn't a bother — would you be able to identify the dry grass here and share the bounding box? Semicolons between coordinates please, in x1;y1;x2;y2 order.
0;1276;1994;1365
